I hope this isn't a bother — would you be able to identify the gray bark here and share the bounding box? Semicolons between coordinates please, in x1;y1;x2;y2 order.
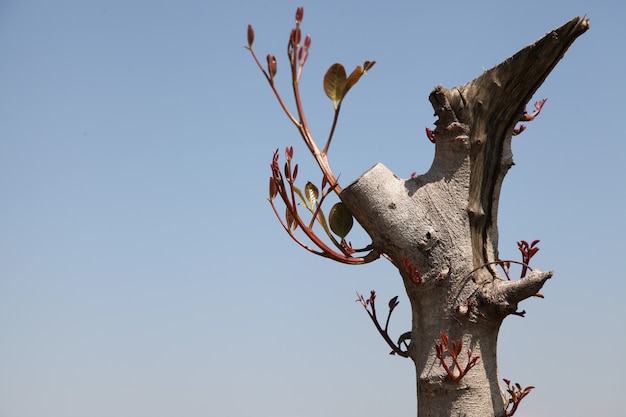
340;17;588;417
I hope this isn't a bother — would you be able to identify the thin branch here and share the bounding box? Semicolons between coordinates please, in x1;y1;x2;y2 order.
357;292;410;358
323;103;342;155
270;156;379;265
246;47;300;127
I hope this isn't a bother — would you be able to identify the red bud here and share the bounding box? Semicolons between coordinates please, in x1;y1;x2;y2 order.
440;332;449;347
247;24;254;48
269;176;278;200
426;127;436;143
290;27;301;48
513;124;526;135
452;340;462;356
266;54;277;79
436;344;443;357
295;6;304;24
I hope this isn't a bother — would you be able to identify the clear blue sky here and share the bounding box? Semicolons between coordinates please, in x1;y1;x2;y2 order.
1;1;624;416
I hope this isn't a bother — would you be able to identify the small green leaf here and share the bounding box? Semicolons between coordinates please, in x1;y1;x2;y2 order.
304;181;319;207
315;207;329;232
292;184;304;203
323;63;347;107
329;202;353;238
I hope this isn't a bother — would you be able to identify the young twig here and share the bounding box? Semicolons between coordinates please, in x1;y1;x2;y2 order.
356;291;410;358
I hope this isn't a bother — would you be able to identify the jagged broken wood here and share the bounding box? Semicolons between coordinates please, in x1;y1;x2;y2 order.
340;16;589;417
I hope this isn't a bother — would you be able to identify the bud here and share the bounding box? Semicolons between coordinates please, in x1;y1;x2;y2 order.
290;27;301;48
425;127;436;143
295;6;304;24
440;332;449;347
295;27;301;46
452;340;462;356
436;344;443;357
363;60;376;72
266;54;277;79
269;176;278;201
247;24;254;48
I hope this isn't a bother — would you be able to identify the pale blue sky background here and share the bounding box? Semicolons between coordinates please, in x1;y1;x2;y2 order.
1;1;624;416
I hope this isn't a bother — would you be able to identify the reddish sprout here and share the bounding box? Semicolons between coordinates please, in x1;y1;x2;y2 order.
247;24;254;48
295;6;304;24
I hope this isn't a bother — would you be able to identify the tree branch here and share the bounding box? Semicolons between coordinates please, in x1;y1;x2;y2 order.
428;16;589;283
478;269;553;317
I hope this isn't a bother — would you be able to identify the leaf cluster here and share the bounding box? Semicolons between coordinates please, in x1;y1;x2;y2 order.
435;332;480;382
247;7;378;264
269;147;375;264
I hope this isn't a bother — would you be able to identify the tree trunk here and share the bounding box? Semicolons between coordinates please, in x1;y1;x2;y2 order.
340;17;588;417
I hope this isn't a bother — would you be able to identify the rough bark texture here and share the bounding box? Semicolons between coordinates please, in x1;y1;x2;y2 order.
340;17;588;417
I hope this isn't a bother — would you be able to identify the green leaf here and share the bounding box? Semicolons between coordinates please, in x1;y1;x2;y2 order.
315;207;329;232
304;181;319;207
292;185;307;208
329;202;353;238
323;63;347;107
